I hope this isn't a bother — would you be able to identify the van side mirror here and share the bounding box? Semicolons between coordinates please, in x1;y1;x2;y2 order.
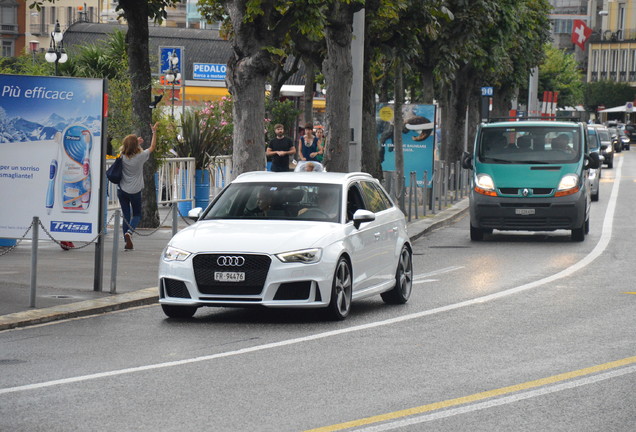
461;151;473;170
586;152;600;169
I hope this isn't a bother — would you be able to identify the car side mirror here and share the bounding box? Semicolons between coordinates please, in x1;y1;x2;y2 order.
188;207;203;221
461;151;473;170
586;152;600;169
352;209;375;229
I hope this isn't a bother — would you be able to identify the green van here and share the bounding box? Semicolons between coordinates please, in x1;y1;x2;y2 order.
461;120;600;242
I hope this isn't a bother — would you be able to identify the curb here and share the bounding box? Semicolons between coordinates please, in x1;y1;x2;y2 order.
407;199;469;241
0;287;158;331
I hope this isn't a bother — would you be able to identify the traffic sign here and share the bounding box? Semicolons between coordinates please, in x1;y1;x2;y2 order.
481;86;494;97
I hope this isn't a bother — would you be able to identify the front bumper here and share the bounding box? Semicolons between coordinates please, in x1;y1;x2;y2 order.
158;252;335;309
469;188;587;232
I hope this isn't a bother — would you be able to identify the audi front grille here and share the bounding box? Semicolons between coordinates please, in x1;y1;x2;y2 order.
192;253;272;295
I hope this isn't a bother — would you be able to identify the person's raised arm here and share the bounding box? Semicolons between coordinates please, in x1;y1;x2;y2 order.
148;122;158;153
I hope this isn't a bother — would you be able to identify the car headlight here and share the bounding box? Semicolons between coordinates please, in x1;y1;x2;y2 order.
474;173;496;196
163;246;192;262
276;248;322;264
555;173;580;197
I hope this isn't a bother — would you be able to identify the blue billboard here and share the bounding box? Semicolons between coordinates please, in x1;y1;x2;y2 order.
377;104;436;187
0;74;105;240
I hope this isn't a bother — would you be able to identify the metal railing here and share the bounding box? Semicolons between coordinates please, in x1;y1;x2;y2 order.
106;157;195;210
382;159;471;222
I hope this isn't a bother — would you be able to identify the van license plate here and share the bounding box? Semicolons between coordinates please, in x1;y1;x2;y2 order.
214;272;245;282
515;208;535;215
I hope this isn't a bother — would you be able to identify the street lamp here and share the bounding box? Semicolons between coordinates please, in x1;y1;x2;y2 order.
44;20;68;76
164;50;181;118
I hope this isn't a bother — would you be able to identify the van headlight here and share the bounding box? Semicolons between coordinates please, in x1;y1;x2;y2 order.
474;174;497;196
163;246;192;262
555;174;580;197
276;248;322;263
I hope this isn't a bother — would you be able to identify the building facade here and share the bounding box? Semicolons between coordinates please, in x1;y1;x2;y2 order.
588;0;636;86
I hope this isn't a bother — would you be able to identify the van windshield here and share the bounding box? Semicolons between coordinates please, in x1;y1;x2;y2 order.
478;126;581;164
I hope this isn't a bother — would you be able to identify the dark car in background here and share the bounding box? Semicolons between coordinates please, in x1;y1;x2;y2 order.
590;124;613;168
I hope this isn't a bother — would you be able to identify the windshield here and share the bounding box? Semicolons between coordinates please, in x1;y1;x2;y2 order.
588;128;600;151
478;126;581;164
201;182;341;223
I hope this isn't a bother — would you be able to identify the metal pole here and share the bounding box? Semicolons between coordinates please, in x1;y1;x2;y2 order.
30;216;39;308
110;210;120;294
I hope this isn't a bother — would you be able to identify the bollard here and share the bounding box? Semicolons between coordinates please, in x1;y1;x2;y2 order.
172;203;178;237
110;210;120;294
30;216;39;308
422;171;428;217
412;172;419;220
443;162;449;209
407;172;414;222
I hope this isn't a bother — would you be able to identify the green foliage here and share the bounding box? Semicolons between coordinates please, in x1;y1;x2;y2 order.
265;98;301;141
584;81;636;112
538;44;584;107
173;97;234;169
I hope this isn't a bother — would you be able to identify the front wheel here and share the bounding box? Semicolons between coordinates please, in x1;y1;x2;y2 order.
325;258;352;320
161;304;198;319
382;246;413;304
470;224;484;241
571;218;587;242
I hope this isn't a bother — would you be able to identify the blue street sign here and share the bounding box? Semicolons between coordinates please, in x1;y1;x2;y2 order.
481;86;494;97
193;63;227;80
159;46;184;76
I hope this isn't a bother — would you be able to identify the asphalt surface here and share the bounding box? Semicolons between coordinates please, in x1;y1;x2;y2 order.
0;199;468;330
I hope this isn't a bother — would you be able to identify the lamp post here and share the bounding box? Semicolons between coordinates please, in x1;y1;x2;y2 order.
164;50;181;118
44;20;68;76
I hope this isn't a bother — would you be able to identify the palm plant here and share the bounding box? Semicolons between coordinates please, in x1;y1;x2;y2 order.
174;108;226;170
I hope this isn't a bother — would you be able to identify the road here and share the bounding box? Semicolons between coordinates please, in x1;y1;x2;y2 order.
1;153;635;431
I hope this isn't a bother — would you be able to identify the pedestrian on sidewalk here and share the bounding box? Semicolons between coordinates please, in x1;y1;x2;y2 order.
117;122;158;250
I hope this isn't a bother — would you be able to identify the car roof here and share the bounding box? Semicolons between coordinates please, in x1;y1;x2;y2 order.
233;171;375;185
483;120;584;128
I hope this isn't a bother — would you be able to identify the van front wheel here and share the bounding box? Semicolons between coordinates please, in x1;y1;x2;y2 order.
571;218;587;242
470;224;484;241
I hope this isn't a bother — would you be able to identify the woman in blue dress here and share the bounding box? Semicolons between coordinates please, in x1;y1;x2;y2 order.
298;123;323;162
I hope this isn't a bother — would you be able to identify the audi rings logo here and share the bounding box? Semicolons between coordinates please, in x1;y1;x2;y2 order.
217;256;245;267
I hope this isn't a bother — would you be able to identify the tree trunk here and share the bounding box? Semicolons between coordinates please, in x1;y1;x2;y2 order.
225;2;274;176
440;65;479;164
303;61;316;125
322;4;354;173
120;0;158;228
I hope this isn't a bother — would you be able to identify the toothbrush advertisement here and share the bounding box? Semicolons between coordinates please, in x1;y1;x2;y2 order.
0;74;105;241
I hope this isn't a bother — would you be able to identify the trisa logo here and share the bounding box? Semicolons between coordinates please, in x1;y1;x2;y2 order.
50;221;92;234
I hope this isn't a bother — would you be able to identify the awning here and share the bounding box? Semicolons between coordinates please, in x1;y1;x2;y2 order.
313;98;326;109
184;86;230;100
599;104;633;113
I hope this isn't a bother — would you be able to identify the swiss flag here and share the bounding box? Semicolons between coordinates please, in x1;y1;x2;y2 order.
572;19;592;50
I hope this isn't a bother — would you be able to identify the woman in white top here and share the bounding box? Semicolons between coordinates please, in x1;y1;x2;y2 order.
117;122;157;250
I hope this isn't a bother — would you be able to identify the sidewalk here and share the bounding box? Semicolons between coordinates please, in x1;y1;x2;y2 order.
0;199;468;330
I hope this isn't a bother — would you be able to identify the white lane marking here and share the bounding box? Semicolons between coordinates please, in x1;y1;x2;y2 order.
414;265;463;281
413;279;438;285
0;159;622;396
352;365;636;431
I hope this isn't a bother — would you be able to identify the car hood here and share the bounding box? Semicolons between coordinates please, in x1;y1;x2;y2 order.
168;219;342;254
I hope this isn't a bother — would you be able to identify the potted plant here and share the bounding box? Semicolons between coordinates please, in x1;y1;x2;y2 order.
173;97;233;211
